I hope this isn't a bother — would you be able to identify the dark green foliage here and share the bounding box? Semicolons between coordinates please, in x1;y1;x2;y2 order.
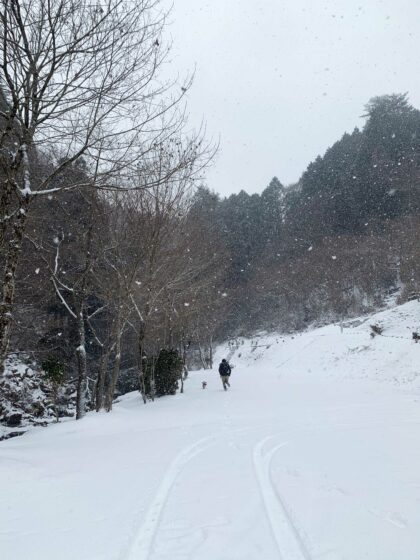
41;356;65;386
297;128;364;236
41;355;65;422
143;349;183;398
293;94;420;238
155;349;183;396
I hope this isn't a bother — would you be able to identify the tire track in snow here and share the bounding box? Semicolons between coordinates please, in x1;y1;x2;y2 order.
253;437;312;560
122;437;214;560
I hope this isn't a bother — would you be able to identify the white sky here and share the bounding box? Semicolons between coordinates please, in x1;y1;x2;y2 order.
168;0;420;196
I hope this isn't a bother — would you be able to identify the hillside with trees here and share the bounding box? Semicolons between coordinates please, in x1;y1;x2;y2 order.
192;93;420;337
3;87;420;426
1;2;420;426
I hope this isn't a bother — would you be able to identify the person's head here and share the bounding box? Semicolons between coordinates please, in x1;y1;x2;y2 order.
222;359;226;363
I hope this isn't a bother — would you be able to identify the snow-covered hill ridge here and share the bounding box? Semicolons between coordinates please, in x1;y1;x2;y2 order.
216;300;420;390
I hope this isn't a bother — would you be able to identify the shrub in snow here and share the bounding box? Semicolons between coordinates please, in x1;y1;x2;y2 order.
142;349;183;398
154;349;183;396
370;324;384;337
41;356;65;422
0;354;75;439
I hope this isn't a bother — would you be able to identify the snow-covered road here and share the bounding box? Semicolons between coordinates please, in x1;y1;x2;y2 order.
2;302;420;559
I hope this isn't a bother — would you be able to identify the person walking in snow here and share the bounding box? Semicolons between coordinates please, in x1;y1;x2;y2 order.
218;358;231;390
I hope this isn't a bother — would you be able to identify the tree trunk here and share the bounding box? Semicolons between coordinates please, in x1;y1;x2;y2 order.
209;336;213;369
0;196;30;373
95;350;109;412
53;384;60;423
149;355;155;402
198;342;206;369
0;177;15;248
138;322;147;404
76;309;87;420
75;222;93;418
180;341;188;393
105;330;122;412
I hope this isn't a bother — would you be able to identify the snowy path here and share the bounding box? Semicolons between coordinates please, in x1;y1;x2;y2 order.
2;303;420;559
122;437;215;560
1;375;419;560
253;437;311;560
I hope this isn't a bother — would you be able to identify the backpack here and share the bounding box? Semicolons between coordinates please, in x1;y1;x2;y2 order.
220;361;230;375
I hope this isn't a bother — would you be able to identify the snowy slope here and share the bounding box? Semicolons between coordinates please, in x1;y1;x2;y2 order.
1;302;420;560
226;299;420;388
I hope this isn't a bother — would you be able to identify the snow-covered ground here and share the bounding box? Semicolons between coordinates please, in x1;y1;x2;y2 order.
2;302;420;559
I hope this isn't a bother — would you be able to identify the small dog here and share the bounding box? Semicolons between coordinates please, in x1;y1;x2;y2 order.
202;381;207;389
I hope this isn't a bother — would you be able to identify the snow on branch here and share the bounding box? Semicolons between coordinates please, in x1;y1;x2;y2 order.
51;278;77;319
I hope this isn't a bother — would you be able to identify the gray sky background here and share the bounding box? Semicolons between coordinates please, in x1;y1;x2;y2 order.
167;0;420;196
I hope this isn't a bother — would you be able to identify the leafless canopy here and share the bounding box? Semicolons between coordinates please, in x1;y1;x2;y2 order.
0;0;214;374
0;0;204;193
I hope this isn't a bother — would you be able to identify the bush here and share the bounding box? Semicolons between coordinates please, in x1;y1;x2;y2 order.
155;349;183;396
142;349;183;398
41;356;65;386
41;356;65;421
370;324;383;337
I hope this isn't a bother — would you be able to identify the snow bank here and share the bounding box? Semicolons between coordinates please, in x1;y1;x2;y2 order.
217;300;420;390
1;302;420;559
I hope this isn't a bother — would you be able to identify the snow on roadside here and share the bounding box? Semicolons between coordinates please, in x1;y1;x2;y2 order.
1;301;420;560
218;300;420;391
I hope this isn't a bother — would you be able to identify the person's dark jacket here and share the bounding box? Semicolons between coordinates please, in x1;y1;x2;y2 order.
219;361;231;376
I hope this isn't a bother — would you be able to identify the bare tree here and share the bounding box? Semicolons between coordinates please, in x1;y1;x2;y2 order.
90;192;145;412
47;200;97;419
125;169;226;396
128;159;192;402
0;0;207;371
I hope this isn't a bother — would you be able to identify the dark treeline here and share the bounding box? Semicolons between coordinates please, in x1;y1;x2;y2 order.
192;93;420;336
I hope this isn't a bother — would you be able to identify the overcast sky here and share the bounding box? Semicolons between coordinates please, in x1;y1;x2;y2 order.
168;0;420;197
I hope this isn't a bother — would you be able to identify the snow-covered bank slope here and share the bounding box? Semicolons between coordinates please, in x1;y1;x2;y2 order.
1;302;420;560
223;299;420;389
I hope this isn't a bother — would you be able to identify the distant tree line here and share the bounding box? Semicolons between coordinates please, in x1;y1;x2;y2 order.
192;93;420;336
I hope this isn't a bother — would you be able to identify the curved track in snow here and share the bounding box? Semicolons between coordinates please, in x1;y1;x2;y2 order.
253;437;312;560
122;437;214;560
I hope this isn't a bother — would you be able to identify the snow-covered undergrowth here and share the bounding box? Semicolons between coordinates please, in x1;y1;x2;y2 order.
1;302;420;559
0;354;75;440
